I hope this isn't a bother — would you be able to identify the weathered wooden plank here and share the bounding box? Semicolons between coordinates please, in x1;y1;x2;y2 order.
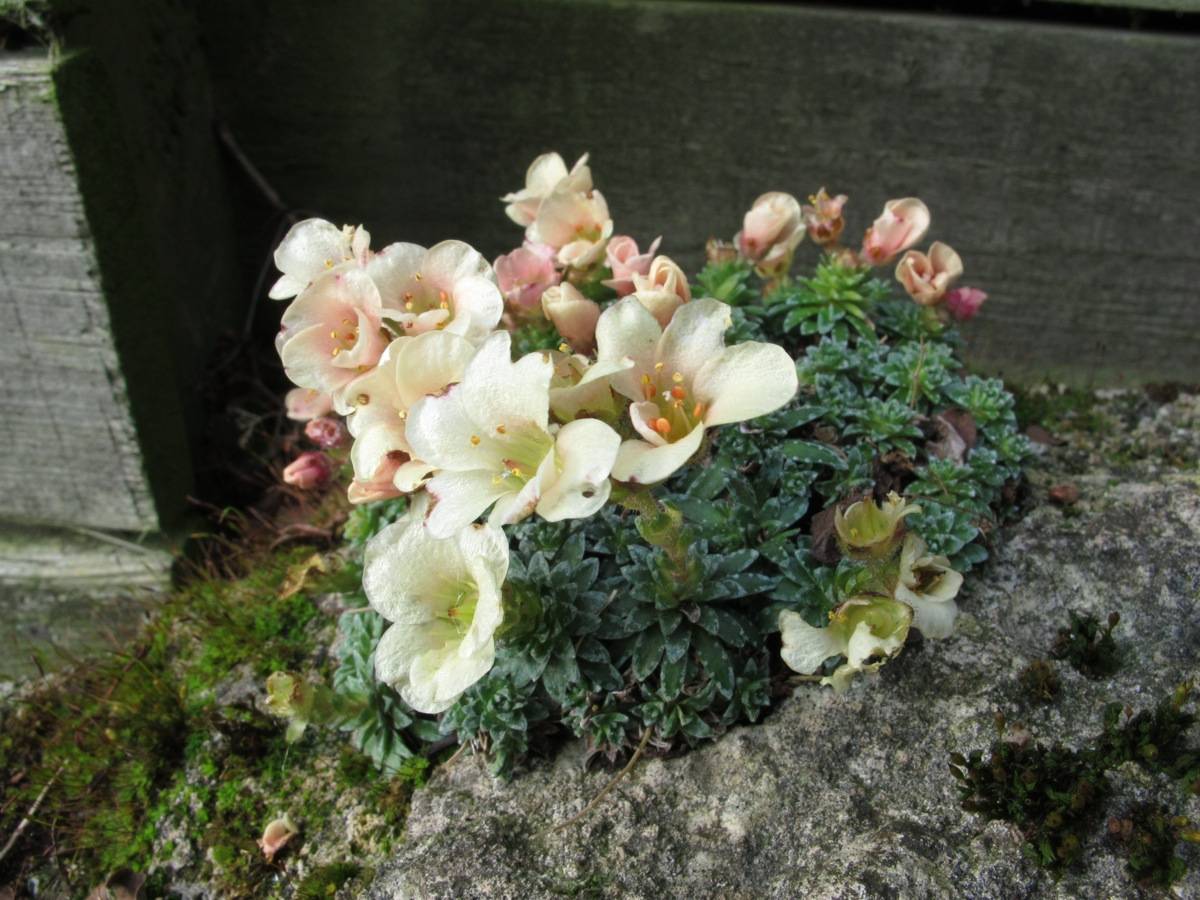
0;52;159;531
200;0;1200;384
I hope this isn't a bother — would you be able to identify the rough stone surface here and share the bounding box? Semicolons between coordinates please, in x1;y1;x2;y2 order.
370;391;1200;899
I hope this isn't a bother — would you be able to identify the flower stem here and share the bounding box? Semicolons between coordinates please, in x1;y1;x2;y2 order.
615;489;688;569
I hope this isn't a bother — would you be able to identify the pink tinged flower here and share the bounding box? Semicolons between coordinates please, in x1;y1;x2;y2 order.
630;255;692;328
801;188;849;247
258;815;298;862
404;331;621;538
602;234;662;295
367;240;503;346
595;297;799;485
278;268;387;405
269;218;371;300
283;451;332;490
285;388;333;421
494;245;561;312
501;152;592;227
895;242;964;306
343;332;478;502
304;416;349;449
945;286;988;321
860;198;931;266
735;192;805;275
541;283;601;354
526;188;613;269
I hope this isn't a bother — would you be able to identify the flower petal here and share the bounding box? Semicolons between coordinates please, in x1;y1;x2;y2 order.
536;418;621;521
779;610;845;674
611;423;705;485
693;341;798;426
424;469;510;538
656;298;732;383
595;296;662;401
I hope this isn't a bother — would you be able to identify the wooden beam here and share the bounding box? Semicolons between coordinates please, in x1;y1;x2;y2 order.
0;51;160;531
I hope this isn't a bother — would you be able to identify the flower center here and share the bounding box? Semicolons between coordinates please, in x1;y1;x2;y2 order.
640;367;706;441
329;316;359;357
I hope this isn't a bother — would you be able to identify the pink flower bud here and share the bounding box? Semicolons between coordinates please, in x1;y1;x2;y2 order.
494;245;561;312
258;815;298;862
304;416;349;449
735;192;805;275
861;198;931;266
285;388;333;421
801;188;848;247
895;242;963;306
542;283;601;353
945;286;988;321
602;234;661;295
282;451;332;490
630;255;692;327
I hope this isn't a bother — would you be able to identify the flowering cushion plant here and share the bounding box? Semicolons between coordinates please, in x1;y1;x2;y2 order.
266;155;1026;778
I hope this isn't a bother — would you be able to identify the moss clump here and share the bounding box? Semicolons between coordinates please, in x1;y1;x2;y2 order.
0;543;419;896
952;684;1199;880
297;862;363;899
1011;383;1108;435
950;733;1105;869
1050;611;1121;679
1108;805;1198;888
1019;659;1062;705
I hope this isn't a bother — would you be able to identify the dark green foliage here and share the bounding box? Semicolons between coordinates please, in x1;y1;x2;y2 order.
1110;805;1193;888
951;738;1106;869
343;497;408;547
332;607;439;773
1094;683;1198;785
769;257;891;342
297;862;364;899
1051;611;1122;679
953;684;1199;876
1019;660;1062;704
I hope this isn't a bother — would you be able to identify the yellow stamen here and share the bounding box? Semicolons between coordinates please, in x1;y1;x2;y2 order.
331;347;341;357
356;393;369;405
470;435;481;446
496;424;507;434
324;259;334;268
672;371;683;383
414;272;423;281
654;362;665;372
558;343;570;353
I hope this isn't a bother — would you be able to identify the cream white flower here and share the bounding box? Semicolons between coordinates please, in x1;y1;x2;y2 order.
779;596;912;693
343;331;477;502
596;297;798;485
364;496;508;713
501;152;592;227
270;218;371;300
368;240;503;345
893;534;963;639
526;187;613;270
278;268;388;402
405;331;622;537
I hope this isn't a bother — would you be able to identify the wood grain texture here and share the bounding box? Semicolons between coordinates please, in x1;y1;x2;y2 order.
200;0;1200;384
0;52;159;531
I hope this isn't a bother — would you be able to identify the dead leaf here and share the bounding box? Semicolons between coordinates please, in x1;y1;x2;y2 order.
1024;424;1060;446
85;870;146;900
873;451;916;499
278;553;327;599
809;504;842;565
1048;483;1081;506
928;409;977;463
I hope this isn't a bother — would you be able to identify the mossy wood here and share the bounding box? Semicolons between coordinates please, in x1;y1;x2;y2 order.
202;0;1200;385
